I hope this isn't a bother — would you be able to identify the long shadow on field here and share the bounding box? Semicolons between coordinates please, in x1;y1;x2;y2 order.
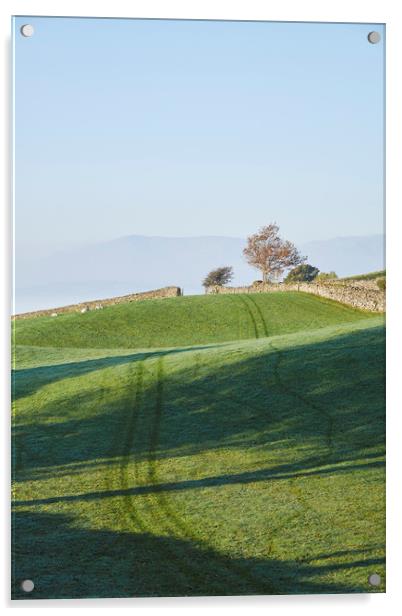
13;452;384;507
11;510;384;598
12;344;219;402
13;325;385;482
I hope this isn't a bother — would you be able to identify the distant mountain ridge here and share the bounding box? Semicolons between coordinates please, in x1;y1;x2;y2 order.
15;234;384;313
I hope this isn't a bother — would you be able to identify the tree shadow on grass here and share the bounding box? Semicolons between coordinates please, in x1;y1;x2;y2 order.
12;344;219;402
12;327;386;599
11;510;385;599
12;325;385;482
13;452;384;507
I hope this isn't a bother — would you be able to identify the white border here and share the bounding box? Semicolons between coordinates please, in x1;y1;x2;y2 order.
2;1;401;614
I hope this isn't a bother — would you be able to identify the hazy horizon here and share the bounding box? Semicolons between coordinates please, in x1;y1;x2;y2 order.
16;229;385;262
14;232;384;313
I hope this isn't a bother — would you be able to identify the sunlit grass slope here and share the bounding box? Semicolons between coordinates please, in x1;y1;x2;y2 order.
12;294;385;598
342;270;385;281
14;292;378;349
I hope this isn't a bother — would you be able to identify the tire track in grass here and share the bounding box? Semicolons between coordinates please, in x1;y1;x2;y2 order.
118;360;149;534
210;296;317;590
103;360;167;562
101;359;194;592
236;295;260;339
145;346;280;594
45;361;161;596
246;294;334;450
238;295;327;574
143;357;199;585
191;295;322;577
145;356;266;594
236;294;295;565
245;295;269;338
117;358;204;593
118;355;243;594
244;294;334;541
270;339;334;451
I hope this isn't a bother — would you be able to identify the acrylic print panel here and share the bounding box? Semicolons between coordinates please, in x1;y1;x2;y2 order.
12;16;385;599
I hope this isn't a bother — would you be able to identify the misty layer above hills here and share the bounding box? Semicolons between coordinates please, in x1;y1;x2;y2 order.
15;234;384;313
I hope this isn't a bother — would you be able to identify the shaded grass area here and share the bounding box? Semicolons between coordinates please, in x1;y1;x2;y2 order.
12;510;383;599
12;310;385;598
13;291;377;349
13;320;384;475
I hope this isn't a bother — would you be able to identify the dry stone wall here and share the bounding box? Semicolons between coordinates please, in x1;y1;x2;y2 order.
14;286;182;320
207;281;385;312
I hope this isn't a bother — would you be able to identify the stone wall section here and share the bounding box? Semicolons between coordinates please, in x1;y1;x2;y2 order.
14;286;182;320
206;281;385;312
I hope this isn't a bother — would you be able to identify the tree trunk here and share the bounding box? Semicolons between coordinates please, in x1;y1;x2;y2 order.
262;270;268;283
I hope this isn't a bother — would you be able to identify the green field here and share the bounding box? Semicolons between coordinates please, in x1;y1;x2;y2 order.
12;292;385;598
341;270;386;281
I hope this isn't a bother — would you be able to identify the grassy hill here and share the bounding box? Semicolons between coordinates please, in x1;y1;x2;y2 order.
341;270;385;281
12;292;385;598
14;291;378;350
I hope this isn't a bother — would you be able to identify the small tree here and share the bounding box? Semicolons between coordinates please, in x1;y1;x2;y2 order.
202;266;234;289
285;264;319;283
316;271;338;281
243;223;305;283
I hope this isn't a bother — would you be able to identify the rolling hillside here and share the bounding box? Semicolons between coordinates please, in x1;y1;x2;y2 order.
12;292;385;598
14;292;377;349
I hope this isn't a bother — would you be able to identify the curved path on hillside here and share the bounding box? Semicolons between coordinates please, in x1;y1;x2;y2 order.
115;295;340;594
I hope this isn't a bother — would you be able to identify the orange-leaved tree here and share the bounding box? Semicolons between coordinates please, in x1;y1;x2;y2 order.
243;223;305;283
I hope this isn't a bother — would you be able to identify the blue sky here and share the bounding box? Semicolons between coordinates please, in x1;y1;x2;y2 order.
14;17;384;257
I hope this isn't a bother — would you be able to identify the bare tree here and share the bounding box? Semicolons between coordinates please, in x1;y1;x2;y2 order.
202;266;234;289
243;223;305;283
